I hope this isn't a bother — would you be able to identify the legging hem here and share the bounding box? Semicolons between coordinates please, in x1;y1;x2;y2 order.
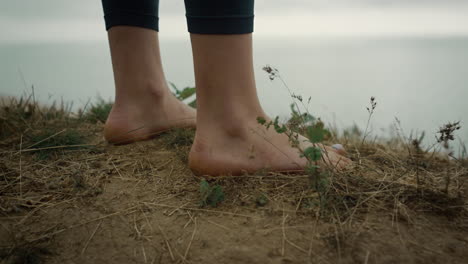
186;15;254;34
104;11;159;31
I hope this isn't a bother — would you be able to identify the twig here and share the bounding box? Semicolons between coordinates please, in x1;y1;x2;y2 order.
25;129;66;149
295;190;304;212
285;238;307;254
142;246;148;263
112;161;124;179
142;202;258;219
203;218;231;232
157;224;175;262
2;144;96;155
364;250;370;264
154;158;174;171
133;214;142;240
184;217;197;260
17;198;76;226
333;223;342;263
19;135;23;198
281;208;288;257
183;211;195;229
27;207;138;243
81;220;103;255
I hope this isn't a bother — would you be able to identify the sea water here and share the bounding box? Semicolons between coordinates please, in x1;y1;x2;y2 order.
1;37;467;149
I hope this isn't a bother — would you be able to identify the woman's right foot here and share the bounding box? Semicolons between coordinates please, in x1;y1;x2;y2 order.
189;117;351;176
187;33;351;176
104;89;196;144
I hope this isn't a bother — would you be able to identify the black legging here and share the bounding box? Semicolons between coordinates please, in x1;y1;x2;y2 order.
101;0;255;34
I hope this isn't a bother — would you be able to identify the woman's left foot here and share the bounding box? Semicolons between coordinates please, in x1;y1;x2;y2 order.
104;90;196;144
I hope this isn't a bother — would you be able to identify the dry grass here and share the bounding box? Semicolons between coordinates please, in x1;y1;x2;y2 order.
0;96;467;263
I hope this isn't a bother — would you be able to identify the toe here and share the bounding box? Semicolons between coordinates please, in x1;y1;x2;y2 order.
331;143;347;156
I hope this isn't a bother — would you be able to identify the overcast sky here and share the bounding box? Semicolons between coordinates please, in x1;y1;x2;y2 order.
1;0;468;43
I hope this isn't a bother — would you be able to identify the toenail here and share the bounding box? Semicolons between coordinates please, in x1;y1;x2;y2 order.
332;144;344;151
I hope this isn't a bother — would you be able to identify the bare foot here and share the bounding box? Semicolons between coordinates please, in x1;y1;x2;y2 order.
104;90;196;144
189;118;351;176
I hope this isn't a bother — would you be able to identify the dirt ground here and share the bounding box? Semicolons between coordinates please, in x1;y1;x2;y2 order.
1;118;467;263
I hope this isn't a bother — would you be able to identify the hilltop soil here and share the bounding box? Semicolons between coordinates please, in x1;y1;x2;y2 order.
0;116;467;263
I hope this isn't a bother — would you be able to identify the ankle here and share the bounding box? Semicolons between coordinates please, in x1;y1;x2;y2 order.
196;111;266;142
114;79;169;103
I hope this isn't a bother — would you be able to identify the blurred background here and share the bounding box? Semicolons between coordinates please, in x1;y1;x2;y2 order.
1;0;467;147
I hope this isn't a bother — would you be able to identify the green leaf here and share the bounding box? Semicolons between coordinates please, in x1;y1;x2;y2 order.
306;164;319;174
275;125;287;134
302;113;316;123
307;126;325;143
177;87;196;100
316;172;330;192
209;185;225;207
257;117;266;125
273;116;287;134
169;82;179;93
303;147;322;161
200;179;211;205
255;194;268;207
188;99;197;108
290;103;299;116
199;179;225;207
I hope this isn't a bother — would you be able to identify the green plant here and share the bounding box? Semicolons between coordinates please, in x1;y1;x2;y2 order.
83;97;113;123
342;124;362;140
163;128;195;148
255;193;269;207
360;96;377;146
28;128;88;159
410;131;426;192
170;83;197;108
199;179;225;207
287;103;316;134
161;128;195;163
260;65;334;211
0;94;65;139
436;121;462;194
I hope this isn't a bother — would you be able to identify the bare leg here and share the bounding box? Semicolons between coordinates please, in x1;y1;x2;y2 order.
188;34;350;175
104;26;196;144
